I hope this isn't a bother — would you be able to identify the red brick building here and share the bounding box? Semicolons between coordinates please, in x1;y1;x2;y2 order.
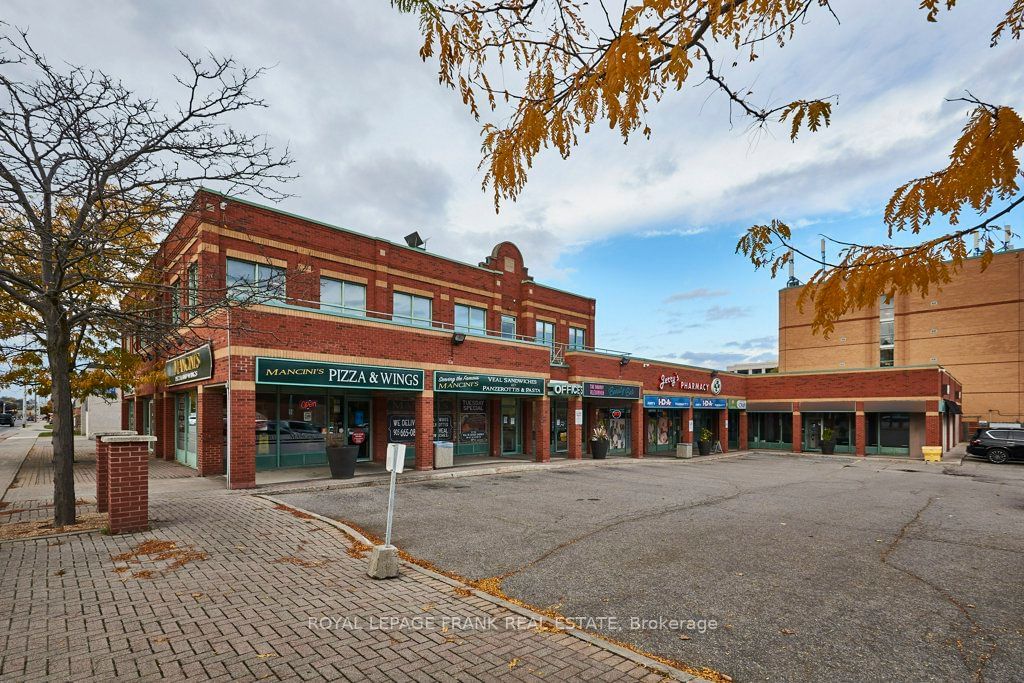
124;190;961;488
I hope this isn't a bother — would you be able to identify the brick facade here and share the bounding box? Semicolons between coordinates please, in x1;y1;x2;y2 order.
126;190;962;486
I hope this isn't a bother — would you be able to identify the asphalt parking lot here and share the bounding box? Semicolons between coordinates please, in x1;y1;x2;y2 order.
277;453;1024;682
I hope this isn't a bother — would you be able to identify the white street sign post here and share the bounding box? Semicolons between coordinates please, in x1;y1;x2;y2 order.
368;443;405;579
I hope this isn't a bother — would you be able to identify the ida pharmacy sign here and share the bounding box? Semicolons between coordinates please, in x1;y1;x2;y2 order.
165;344;213;386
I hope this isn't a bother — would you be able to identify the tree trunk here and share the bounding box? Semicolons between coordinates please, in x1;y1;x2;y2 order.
46;320;76;526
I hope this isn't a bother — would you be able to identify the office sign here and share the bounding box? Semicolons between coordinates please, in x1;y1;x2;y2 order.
727;399;748;410
165;344;213;386
547;381;584;397
644;395;691;409
583;382;641;400
256;358;423;391
693;397;728;409
434;371;544;395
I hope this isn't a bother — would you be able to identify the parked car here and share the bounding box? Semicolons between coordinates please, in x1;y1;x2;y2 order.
967;428;1024;464
0;413;14;427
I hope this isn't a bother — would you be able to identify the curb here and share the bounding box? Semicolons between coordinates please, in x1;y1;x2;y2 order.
256;493;713;683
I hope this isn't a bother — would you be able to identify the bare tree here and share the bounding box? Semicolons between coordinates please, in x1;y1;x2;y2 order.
0;27;293;525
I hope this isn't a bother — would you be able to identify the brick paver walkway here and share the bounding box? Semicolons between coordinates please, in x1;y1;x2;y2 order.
0;444;683;682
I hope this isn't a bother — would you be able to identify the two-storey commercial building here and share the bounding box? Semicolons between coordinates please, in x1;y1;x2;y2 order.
124;190;962;488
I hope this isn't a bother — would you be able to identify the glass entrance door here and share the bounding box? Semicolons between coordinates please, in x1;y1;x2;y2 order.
347;398;371;461
174;391;198;468
550;399;568;454
803;415;822;451
501;398;520;454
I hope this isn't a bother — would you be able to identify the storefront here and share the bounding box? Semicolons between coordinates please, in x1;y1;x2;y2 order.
692;397;726;447
548;381;583;456
799;402;856;454
254;357;424;470
433;371;545;458
584;382;640;456
746;402;793;450
727;399;746;450
643;395;689;454
165;344;213;469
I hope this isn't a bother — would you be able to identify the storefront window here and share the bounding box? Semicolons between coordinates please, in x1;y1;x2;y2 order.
750;413;792;448
551;399;568;453
459;398;490;453
868;412;910;449
597;407;631;454
645;410;679;452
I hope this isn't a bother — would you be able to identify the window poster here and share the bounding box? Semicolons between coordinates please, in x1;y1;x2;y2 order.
610;417;626;450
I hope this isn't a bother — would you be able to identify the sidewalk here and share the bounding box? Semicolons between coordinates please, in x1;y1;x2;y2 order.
0;440;702;681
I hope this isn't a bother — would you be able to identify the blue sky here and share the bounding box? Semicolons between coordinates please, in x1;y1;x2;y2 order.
5;1;1023;370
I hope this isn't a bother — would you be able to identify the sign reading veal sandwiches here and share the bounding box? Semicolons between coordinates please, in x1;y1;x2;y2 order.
434;371;544;395
165;344;213;386
255;358;424;391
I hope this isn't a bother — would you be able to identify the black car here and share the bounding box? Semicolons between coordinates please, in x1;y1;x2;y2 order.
967;428;1024;464
0;413;14;427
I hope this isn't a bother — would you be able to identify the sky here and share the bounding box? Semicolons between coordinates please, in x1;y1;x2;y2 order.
5;1;1023;369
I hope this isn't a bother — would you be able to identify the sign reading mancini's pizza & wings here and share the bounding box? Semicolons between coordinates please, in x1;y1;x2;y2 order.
165;344;213;386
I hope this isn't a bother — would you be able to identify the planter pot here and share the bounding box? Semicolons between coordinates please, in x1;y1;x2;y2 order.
591;439;609;459
697;440;711;456
326;445;360;479
820;440;836;455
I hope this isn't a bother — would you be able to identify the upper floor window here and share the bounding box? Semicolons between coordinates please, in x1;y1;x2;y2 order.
455;304;487;335
536;320;555;346
393;292;432;327
501;315;516;339
226;257;285;303
170;281;181;323
187;263;199;312
320;277;366;316
879;295;895;367
569;326;586;350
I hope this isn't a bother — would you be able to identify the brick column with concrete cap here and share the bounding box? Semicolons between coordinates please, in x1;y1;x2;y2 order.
105;435;156;534
93;431;137;513
738;410;749;450
631;400;644;458
567;396;583;459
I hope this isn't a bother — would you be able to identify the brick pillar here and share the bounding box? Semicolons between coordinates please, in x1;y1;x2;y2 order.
792;405;802;454
534;396;551;463
631;400;644;458
120;400;131;431
738;410;748;450
106;436;155;534
522;400;534;457
489;398;502;457
717;410;728;453
94;431;136;513
925;401;941;448
197;389;225;476
681;406;693;444
228;388;256;489
855;402;866;456
160;392;175;461
568;397;583;459
372;397;388;464
152;394;166;459
414;393;434;471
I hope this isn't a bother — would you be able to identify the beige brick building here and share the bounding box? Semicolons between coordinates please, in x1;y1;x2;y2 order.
779;248;1023;433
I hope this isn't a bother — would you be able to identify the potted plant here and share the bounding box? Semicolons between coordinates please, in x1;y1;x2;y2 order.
697;427;713;456
590;423;610;459
820;427;836;455
325;431;359;479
